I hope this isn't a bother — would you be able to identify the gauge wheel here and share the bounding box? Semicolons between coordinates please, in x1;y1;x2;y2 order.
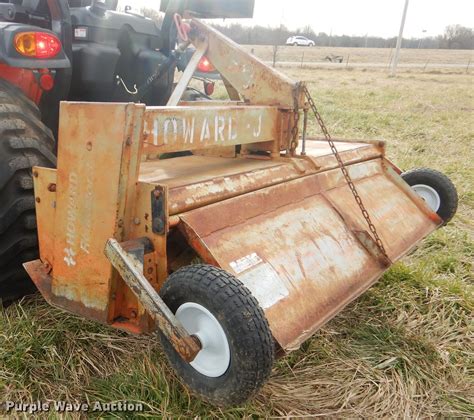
159;264;274;407
402;168;458;225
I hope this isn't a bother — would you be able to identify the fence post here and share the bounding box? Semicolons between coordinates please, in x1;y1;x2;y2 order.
272;45;278;68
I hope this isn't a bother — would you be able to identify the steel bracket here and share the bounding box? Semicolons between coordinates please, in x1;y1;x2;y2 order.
151;186;168;235
104;238;201;362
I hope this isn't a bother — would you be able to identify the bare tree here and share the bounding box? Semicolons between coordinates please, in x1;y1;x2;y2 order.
442;25;474;50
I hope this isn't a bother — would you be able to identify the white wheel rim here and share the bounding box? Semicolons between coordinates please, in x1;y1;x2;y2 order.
176;302;230;378
411;184;441;212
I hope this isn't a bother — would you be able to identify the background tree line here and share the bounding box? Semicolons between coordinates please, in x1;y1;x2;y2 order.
140;8;473;51
210;23;474;50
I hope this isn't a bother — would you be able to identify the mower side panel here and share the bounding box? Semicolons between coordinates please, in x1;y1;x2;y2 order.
29;102;146;324
178;158;441;351
32;167;57;267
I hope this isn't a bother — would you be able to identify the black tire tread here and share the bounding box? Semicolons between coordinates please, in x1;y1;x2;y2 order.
0;80;56;303
0;78;41;119
160;264;274;407
402;167;458;225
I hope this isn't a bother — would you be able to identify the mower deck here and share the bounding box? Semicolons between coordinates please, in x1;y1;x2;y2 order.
140;140;382;215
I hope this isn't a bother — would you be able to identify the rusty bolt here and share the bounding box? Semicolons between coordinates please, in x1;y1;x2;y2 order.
130;310;138;319
35;197;41;203
133;218;141;226
117;219;124;228
147;267;153;275
47;183;57;193
86;142;93;151
33;171;39;178
126;137;132;146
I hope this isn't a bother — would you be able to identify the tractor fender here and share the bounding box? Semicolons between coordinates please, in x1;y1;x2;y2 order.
0;23;70;69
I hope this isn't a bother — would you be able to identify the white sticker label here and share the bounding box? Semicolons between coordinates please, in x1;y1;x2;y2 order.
74;28;88;39
239;263;289;309
229;253;263;274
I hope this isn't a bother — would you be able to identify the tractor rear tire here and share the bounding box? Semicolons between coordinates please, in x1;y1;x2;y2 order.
0;83;56;304
159;264;274;407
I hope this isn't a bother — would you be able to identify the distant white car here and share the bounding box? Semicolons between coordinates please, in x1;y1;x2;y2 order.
286;36;315;47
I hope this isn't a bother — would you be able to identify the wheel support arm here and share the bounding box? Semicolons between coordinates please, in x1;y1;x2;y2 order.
104;238;201;362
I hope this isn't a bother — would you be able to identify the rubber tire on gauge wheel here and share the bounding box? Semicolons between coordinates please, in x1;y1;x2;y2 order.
0;79;56;304
159;264;274;407
402;168;458;225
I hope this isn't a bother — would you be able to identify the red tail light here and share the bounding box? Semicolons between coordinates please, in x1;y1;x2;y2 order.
197;56;215;73
14;32;62;59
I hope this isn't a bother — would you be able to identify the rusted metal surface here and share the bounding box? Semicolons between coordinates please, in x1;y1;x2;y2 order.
32;167;57;266
26;15;443;357
151;186;169;235
142;106;281;154
104;239;201;362
177;159;440;351
24;260;110;324
133;183;169;288
190;19;305;108
47;102;146;324
139;141;382;215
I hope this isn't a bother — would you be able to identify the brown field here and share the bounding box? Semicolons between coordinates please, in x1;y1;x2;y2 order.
1;61;473;418
245;45;474;67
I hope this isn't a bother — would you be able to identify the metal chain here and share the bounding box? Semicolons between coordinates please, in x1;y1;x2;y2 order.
290;107;300;153
303;86;390;260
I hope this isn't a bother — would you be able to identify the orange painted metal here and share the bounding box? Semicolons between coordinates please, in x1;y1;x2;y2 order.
176;157;440;350
142;106;281;154
28;102;147;326
25;17;442;355
32;167;57;267
189;20;305;109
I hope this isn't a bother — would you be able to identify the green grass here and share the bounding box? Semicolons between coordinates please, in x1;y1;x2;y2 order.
1;67;473;418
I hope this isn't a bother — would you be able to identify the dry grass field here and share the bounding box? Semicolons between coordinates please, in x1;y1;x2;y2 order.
1;63;473;418
247;45;474;67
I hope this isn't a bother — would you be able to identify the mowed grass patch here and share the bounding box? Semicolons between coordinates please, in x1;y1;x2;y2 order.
1;68;473;417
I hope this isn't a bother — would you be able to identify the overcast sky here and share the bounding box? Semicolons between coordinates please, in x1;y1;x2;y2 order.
119;0;473;38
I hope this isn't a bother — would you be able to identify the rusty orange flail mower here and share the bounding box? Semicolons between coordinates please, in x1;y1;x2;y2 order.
25;20;457;406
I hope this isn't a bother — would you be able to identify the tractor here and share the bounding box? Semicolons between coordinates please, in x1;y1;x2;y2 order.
0;0;253;302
